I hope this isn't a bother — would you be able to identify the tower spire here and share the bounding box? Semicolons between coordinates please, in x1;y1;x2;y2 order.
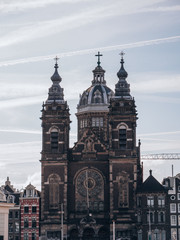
47;57;64;102
115;52;131;98
117;51;128;79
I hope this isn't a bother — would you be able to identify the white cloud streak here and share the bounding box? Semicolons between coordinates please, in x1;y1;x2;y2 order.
138;130;180;137
0;0;174;49
0;96;45;109
0;128;41;134
0;36;179;67
0;0;91;13
132;74;180;93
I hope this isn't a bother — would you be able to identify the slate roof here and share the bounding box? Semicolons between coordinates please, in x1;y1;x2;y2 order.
137;170;166;193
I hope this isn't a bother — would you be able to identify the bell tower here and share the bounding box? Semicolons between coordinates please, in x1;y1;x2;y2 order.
108;52;142;239
40;58;70;237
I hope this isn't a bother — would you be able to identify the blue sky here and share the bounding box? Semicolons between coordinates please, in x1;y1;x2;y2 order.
0;0;179;190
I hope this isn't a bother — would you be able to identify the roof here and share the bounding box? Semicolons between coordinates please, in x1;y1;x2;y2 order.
137;170;166;193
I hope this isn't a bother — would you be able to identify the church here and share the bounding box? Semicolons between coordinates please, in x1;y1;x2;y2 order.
40;52;143;240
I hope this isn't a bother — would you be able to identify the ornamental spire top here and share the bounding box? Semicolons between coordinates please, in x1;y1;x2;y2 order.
95;51;103;67
117;51;128;79
51;56;62;83
47;57;64;103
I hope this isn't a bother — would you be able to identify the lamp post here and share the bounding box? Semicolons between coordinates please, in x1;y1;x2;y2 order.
61;203;64;240
148;209;152;240
113;220;115;240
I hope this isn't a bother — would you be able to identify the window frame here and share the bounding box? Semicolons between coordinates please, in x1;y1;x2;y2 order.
118;125;127;149
147;196;154;207
171;215;177;226
24;206;29;214
158;196;165;207
170;203;176;213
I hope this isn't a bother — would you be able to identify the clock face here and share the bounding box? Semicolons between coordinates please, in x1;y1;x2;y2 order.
76;169;103;197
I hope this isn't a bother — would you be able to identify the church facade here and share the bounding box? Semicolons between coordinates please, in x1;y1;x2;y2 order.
40;53;143;240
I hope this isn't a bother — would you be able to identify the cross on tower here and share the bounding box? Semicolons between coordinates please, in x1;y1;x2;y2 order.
120;51;125;59
54;56;59;69
54;56;59;64
95;52;103;67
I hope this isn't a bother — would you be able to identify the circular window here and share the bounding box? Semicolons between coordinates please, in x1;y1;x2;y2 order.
170;195;176;200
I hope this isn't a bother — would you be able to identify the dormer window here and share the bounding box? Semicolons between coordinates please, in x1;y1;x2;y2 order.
7;195;15;203
51;128;59;151
93;89;102;104
119;125;127;149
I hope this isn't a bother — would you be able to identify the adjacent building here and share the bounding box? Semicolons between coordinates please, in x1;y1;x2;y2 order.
0;187;14;240
136;170;170;240
20;184;40;240
163;173;180;240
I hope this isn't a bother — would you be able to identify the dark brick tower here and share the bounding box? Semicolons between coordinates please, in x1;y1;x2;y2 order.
108;52;142;239
40;58;70;237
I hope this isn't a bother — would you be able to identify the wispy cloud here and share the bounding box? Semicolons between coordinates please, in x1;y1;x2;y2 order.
0;36;179;67
0;0;174;49
0;128;41;134
138;130;180;137
142;5;180;12
0;96;45;109
0;0;90;13
132;73;180;93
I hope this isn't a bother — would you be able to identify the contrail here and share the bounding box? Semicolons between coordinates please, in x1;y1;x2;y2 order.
0;35;179;67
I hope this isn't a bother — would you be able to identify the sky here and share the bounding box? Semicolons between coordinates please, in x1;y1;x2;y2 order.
0;0;180;191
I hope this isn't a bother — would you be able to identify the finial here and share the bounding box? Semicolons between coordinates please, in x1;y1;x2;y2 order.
120;51;125;63
149;169;152;176
117;51;128;79
54;56;59;69
95;51;103;67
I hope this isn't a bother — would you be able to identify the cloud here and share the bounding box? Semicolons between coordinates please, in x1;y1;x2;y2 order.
0;0;91;13
0;128;41;134
0;96;45;109
0;36;180;67
24;172;41;190
138;130;180;137
0;81;47;99
142;5;180;12
0;0;174;49
132;74;180;93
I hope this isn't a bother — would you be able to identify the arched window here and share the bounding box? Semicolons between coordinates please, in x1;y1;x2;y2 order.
119;125;127;149
48;174;60;209
50;128;59;151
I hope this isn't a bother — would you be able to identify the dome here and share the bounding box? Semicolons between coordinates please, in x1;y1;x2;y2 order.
77;53;114;113
77;84;114;113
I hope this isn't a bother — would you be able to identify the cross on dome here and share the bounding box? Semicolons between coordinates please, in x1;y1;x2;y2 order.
95;52;103;67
